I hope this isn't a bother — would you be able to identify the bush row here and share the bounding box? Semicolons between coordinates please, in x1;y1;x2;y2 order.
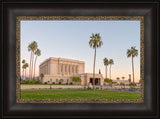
21;78;42;84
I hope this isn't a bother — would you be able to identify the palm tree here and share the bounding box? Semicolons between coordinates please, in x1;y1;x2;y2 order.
22;59;25;79
99;69;101;74
128;78;131;84
109;59;114;80
128;74;131;84
122;76;125;81
116;77;120;80
103;58;109;78
22;64;25;80
116;77;120;85
127;46;138;84
28;41;38;79
24;63;29;79
122;76;125;88
33;49;41;78
89;33;103;89
40;73;44;83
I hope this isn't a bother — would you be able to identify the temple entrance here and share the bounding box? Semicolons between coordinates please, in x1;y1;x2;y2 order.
90;78;100;85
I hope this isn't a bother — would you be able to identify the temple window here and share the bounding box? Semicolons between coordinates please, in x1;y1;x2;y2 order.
72;66;74;73
65;65;67;72
61;65;63;72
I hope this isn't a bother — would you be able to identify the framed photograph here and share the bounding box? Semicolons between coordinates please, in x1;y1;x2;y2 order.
17;16;144;104
2;0;159;118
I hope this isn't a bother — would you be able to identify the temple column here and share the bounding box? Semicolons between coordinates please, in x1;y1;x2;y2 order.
61;64;63;75
87;77;90;85
73;65;75;75
74;66;77;74
65;65;67;75
63;64;65;75
69;65;71;75
68;65;70;75
77;66;79;74
64;65;66;75
59;63;60;75
72;65;74;75
67;64;69;75
60;64;62;75
76;66;78;74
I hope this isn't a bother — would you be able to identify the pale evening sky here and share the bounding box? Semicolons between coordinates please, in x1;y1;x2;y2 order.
20;20;140;82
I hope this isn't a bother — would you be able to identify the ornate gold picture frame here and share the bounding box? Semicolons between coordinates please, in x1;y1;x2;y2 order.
16;16;144;103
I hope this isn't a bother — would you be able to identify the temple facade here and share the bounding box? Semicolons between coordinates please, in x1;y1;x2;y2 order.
39;57;104;85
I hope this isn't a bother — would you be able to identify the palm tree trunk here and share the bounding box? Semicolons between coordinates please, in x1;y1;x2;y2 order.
23;69;24;79
110;65;111;80
25;69;26;80
34;55;37;78
106;66;107;78
132;56;134;84
31;52;34;79
110;65;112;87
93;46;97;89
29;51;32;79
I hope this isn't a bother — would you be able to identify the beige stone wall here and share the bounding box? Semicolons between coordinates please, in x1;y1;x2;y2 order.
50;62;58;75
42;75;72;84
39;57;85;76
39;60;49;75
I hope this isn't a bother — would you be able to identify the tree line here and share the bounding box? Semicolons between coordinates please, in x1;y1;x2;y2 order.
89;33;138;89
21;41;41;80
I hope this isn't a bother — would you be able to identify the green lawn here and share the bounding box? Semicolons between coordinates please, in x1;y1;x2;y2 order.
20;89;140;100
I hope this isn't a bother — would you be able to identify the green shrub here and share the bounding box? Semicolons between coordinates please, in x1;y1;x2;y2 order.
72;77;81;82
21;79;29;84
21;78;42;84
21;80;26;84
96;87;99;90
29;79;36;84
129;83;136;86
104;78;112;83
44;82;47;84
36;77;39;81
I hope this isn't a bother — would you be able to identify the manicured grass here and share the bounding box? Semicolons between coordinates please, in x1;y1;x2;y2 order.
20;89;140;100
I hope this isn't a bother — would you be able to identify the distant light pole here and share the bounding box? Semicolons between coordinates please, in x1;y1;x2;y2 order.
128;74;131;84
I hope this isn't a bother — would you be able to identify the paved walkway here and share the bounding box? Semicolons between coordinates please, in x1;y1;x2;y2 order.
21;85;140;92
21;85;83;90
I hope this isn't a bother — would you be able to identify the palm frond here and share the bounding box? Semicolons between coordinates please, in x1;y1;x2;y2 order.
89;33;103;49
127;46;138;58
109;59;114;65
